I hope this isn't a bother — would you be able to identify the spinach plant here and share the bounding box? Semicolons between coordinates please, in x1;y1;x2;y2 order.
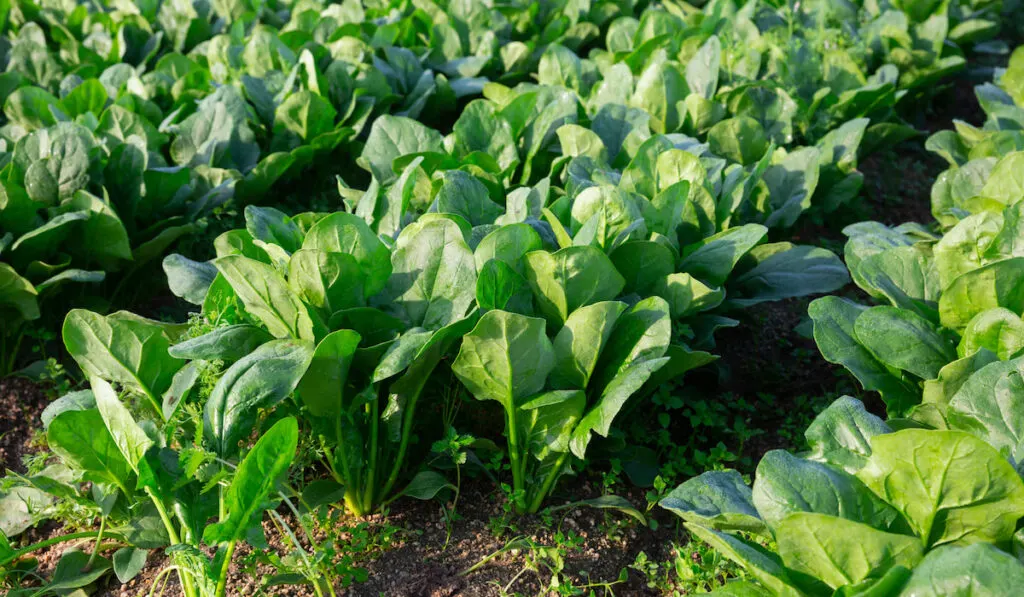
452;298;684;514
0;371;310;596
661;396;1024;596
810;48;1024;417
164;206;479;515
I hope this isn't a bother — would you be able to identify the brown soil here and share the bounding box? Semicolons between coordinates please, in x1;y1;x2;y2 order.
708;297;872;463
0;376;51;473
858;148;943;228
345;481;674;597
858;72;982;229
14;476;682;597
924;71;986;134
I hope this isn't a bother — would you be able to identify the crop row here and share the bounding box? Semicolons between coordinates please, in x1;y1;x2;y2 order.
0;0;1021;595
1;0;1007;373
662;46;1024;596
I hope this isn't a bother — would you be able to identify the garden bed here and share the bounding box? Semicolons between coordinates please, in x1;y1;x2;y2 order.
3;1;1024;596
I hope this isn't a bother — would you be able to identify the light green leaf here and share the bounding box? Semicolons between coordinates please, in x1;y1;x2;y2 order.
380;216;477;330
858;430;1024;548
899;543;1024;596
521;390;586;461
727;244;850;307
959;308;1024;360
809;297;919;415
397;470;455;501
853;306;956;380
939;258;1024;333
752;450;896;532
92;377;153;470
246;205;304;254
476;259;534;315
63;310;184;405
168;325;274;362
204;417;299;544
112;548;147;583
679;224;767;287
775;512;923;590
570;356;668;458
287;249;365;316
302;212;392;298
163;254;217;306
708;116;769;166
686;36;721;99
610;241;676;295
358;115;444;184
296;330;361;419
523;246;625;327
452;310;554;411
550;301;627;390
432;171;504;227
48;409;132;490
946;357;1024;461
0;263;39;321
215;255;316;341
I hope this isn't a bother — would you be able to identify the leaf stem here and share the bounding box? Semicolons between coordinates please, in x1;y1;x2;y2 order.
361;392;380;513
333;418;353;485
527;453;568;514
505;409;525;513
87;516;106;568
377;385;424;502
214;540;236;597
269;508;329;597
3;324;25;375
330;418;361;515
0;530;125;567
459;537;528;576
219;479;226;520
146;565;179;597
145;487;197;597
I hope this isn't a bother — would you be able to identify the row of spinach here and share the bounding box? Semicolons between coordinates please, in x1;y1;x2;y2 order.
658;44;1024;597
0;0;1014;373
0;0;621;374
